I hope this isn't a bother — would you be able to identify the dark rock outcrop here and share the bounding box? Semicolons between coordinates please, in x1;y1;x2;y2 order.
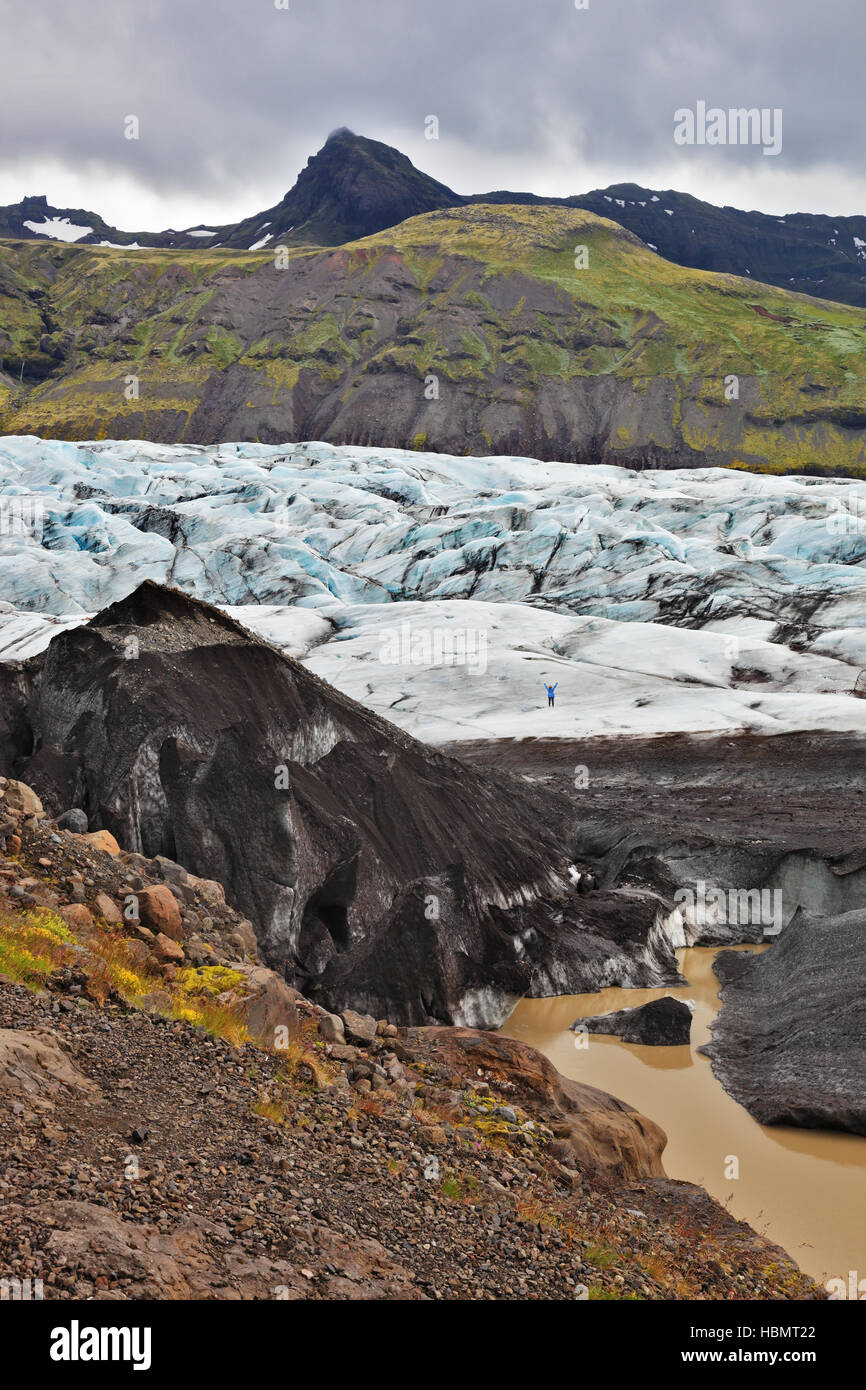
573;996;693;1046
702;913;866;1134
2;582;681;1025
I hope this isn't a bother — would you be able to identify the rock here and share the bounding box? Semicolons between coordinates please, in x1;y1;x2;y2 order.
137;885;184;941
59;903;95;932
228;929;256;959
3;780;44;818
129;921;155;943
575;997;693;1046
82;829;121;857
93;891;123;925
318;1012;345;1044
0;1029;102;1107
329;1044;358;1062
152;933;185;964
342;1009;378;1045
6;834;21;856
187;873;225;905
703;912;866;1135
230;919;258;956
138;989;172;1013
226;965;302;1048
154;855;189;884
57;808;88;834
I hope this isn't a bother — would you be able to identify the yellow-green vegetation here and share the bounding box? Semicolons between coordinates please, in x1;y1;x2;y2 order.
439;1169;479;1201
0;906;76;987
249;1030;339;1128
274;1031;337;1090
175;964;247;997
0;900;252;1044
585;1241;620;1269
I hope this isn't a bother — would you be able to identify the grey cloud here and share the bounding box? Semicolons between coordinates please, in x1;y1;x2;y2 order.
0;0;862;214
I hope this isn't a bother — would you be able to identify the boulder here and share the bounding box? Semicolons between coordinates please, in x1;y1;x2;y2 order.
318;1011;346;1044
0;1029;102;1109
151;933;185;964
57;808;88;834
93;891;123;925
342;1009;378;1045
2;780;44;818
82;829;121;857
59;903;95;933
187;873;225;905
574;996;693;1046
228;919;258;959
227;965;303;1048
137;885;184;941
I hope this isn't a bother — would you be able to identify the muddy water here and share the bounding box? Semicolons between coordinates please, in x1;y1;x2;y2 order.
501;947;866;1287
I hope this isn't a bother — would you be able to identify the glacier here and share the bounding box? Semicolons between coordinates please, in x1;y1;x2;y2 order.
2;434;866;740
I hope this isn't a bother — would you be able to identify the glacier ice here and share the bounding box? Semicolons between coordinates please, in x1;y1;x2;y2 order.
2;435;866;739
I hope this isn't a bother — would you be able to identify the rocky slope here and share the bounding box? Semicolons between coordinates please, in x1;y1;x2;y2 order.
0;774;818;1300
703;914;866;1135
0;581;685;1026
3;204;866;471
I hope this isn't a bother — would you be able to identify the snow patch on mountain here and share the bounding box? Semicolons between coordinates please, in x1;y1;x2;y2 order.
22;216;93;242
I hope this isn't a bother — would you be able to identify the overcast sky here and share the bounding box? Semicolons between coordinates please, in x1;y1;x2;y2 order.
0;0;863;230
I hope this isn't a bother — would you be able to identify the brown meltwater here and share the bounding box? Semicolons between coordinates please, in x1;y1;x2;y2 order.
501;946;866;1287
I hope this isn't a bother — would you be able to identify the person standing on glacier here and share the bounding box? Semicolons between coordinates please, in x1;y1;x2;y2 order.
544;681;558;708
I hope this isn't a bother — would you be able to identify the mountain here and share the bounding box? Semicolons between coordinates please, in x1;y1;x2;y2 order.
567;185;866;310
0;193;230;252
215;128;463;250
2;203;866;473
3;131;866;308
0;131;463;256
0;580;682;1024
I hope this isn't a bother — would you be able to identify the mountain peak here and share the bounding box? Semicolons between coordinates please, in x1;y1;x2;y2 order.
222;129;462;249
